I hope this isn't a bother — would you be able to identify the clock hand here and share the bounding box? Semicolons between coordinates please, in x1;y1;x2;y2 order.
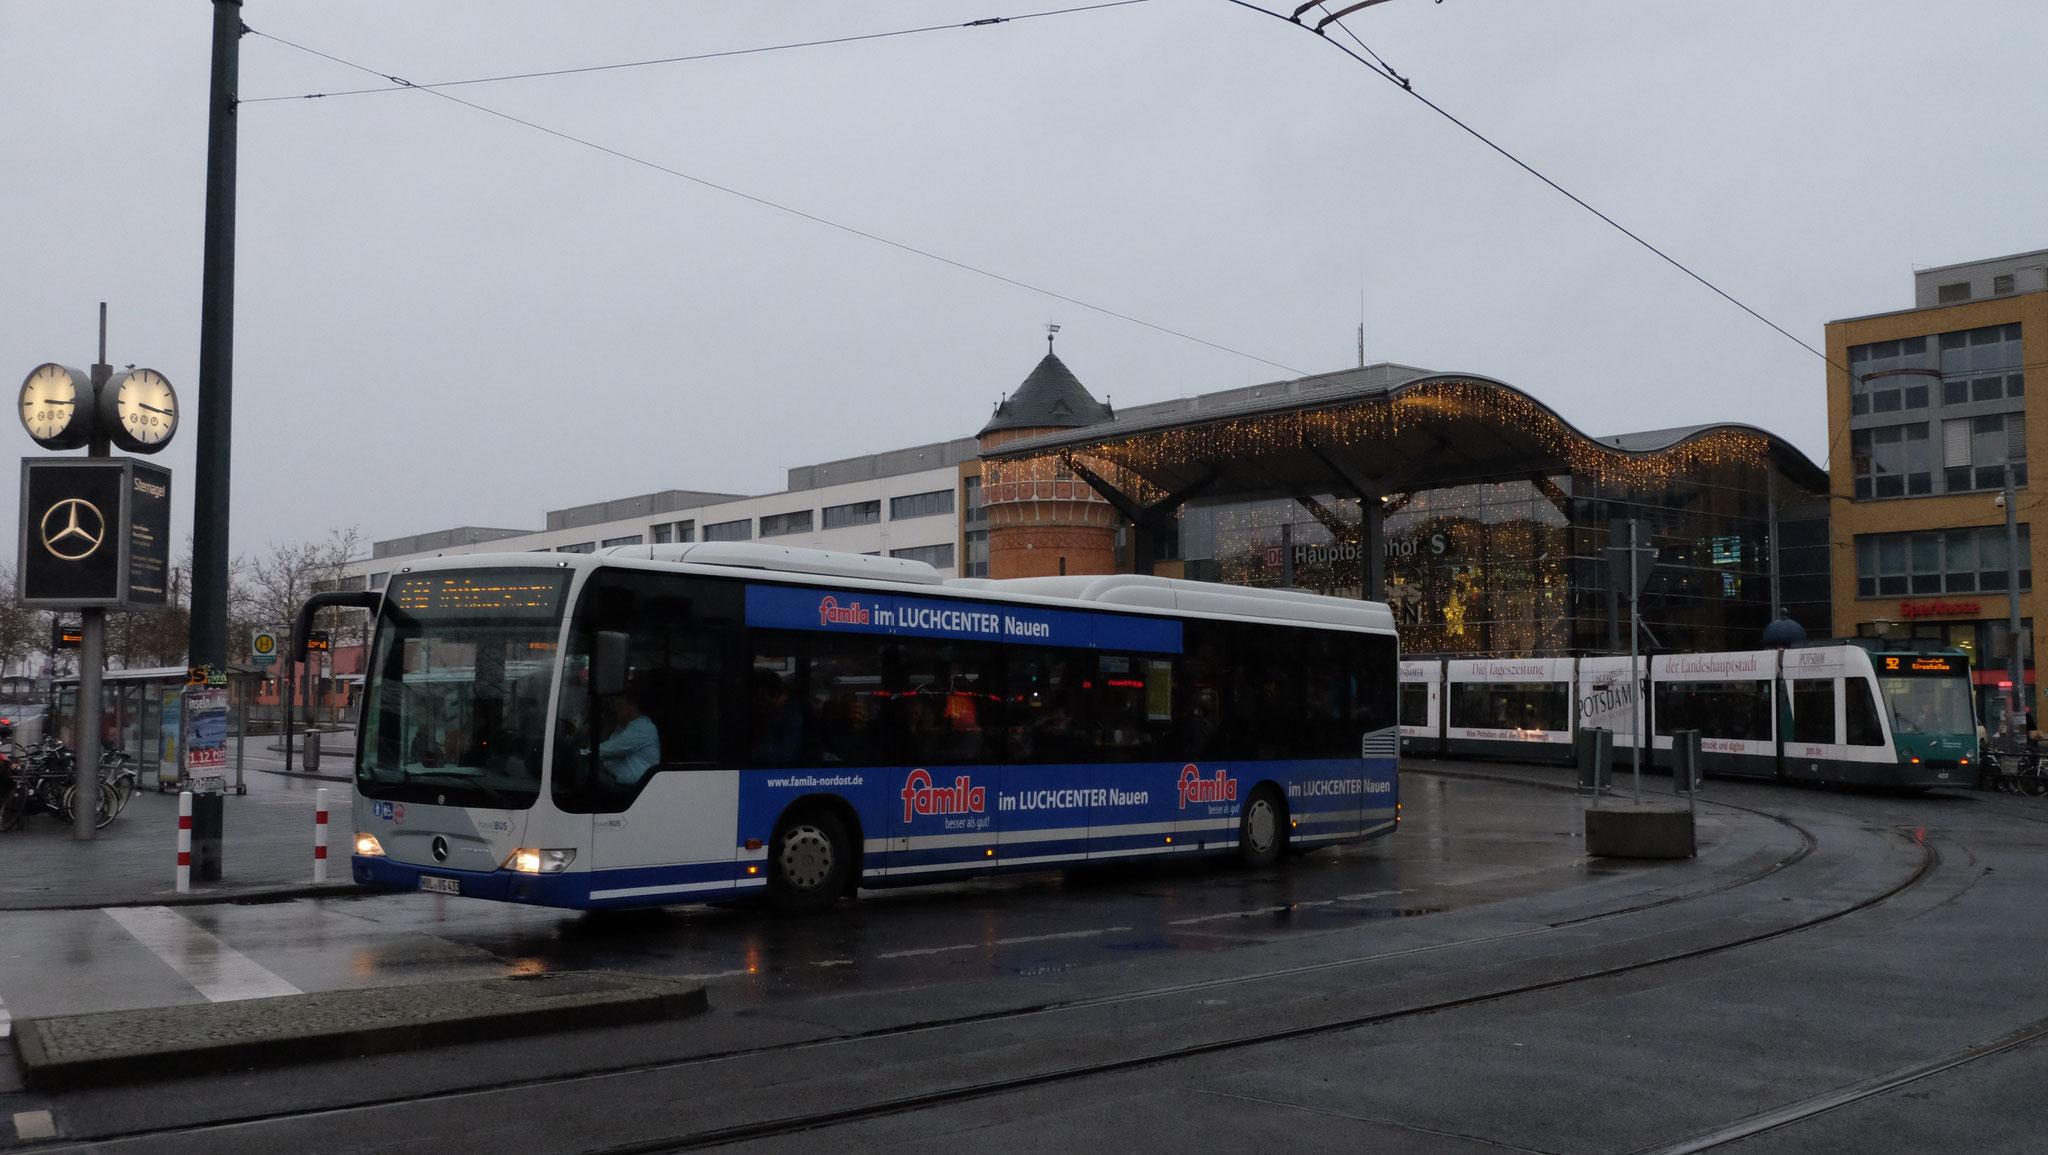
138;403;172;415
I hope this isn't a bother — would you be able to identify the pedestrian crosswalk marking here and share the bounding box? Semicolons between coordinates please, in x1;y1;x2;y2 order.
103;906;302;1002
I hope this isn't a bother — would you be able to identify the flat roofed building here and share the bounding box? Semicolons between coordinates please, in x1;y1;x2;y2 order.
1827;247;2048;728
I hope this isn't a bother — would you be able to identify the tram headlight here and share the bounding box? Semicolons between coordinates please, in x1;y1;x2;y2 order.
355;833;386;857
510;847;577;874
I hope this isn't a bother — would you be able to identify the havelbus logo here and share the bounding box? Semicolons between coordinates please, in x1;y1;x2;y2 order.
901;768;985;822
1176;764;1238;809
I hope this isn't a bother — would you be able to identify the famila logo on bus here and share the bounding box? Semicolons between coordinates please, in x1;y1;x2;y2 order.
901;769;986;822
1176;764;1237;809
818;597;871;626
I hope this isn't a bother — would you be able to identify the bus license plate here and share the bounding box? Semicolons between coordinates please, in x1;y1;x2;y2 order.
419;875;460;895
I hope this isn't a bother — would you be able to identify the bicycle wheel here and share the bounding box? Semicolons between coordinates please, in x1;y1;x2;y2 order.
2023;756;2048;798
59;781;121;829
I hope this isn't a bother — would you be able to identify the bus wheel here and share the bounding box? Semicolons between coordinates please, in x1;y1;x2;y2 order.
767;810;851;914
1237;787;1286;868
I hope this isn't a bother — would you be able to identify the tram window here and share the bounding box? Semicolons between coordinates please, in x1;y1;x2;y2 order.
1655;680;1772;741
1790;679;1836;744
1450;682;1569;733
1844;677;1887;746
1400;683;1432;728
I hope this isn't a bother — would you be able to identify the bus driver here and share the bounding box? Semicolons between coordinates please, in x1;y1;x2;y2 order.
597;689;661;788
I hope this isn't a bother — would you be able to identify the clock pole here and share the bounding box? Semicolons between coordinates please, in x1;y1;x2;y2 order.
189;0;241;676
73;304;112;840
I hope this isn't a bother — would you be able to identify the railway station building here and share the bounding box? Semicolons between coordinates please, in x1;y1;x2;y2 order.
350;346;1833;662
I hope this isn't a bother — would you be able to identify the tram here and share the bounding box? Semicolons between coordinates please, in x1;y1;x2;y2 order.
1398;641;1977;788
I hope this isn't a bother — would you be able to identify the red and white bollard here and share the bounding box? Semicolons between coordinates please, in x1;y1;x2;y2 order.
313;787;329;883
176;790;193;893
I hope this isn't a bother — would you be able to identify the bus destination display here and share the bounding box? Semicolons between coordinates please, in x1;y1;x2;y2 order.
389;571;567;618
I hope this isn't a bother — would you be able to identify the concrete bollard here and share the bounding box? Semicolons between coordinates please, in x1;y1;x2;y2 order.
176;791;193;893
313;787;329;883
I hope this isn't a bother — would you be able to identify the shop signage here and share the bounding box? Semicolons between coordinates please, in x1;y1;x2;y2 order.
1899;599;1982;620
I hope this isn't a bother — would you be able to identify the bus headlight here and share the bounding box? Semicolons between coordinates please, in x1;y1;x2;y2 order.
510;848;577;874
355;833;386;857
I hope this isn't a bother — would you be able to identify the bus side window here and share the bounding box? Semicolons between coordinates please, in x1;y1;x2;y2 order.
1844;677;1888;746
807;639;885;766
749;648;808;767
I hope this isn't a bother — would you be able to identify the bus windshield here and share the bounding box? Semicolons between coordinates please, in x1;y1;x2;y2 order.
358;570;570;809
1877;672;1975;737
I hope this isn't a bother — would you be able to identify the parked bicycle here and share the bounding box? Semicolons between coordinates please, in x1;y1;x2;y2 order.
0;733;119;831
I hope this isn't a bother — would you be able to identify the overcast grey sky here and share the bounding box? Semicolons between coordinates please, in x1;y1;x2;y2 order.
4;1;2045;562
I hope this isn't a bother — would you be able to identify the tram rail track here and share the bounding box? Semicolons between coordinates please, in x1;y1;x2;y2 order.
38;783;1935;1155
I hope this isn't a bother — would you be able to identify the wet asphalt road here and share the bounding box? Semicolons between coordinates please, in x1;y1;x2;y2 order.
5;765;2047;1154
0;773;1597;1023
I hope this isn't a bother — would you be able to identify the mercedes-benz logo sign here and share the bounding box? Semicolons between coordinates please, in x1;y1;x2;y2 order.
431;835;450;862
40;498;106;561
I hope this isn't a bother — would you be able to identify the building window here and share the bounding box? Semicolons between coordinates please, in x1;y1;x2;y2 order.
368;572;389;590
1937;281;1972;304
651;524;672;544
1849;337;1933;415
822;500;880;529
557;542;596;554
963;476;986;527
759;510;814;537
962;528;987;577
1941;413;2026;492
891;543;955;568
703;519;751;542
1856;526;2031;597
676;520;696;543
601;535;642;548
1937;323;2024;404
1850;423;1932;499
890;489;954;520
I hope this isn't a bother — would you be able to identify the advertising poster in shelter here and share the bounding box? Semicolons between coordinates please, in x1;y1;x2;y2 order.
158;689;182;779
182;685;228;793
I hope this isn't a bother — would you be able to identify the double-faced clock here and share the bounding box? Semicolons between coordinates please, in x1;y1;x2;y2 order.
18;363;93;450
100;368;179;454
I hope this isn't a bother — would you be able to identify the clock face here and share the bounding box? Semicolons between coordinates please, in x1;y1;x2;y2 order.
103;368;178;453
18;363;91;449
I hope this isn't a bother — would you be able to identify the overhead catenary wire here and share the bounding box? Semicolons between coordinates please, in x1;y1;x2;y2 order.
245;21;1347;386
241;1;1154;103
1252;0;1856;467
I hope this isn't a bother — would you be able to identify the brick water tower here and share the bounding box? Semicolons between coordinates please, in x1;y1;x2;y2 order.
978;334;1118;578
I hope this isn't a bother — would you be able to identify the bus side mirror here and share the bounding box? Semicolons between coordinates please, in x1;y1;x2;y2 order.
593;631;631;697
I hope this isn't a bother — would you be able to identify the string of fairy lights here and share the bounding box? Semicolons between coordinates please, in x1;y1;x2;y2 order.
981;379;1789;656
984;379;1778;500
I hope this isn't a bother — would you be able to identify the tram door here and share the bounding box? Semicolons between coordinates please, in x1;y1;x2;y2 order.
1781;648;1847;779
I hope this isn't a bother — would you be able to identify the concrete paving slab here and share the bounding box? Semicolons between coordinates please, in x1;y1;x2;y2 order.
11;970;706;1089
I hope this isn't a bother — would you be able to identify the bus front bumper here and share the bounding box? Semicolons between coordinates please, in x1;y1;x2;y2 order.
353;854;591;906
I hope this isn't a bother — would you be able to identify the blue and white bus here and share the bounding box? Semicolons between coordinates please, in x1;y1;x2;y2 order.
323;544;1400;913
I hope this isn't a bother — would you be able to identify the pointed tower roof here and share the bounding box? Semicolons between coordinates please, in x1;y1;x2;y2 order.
979;349;1115;437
